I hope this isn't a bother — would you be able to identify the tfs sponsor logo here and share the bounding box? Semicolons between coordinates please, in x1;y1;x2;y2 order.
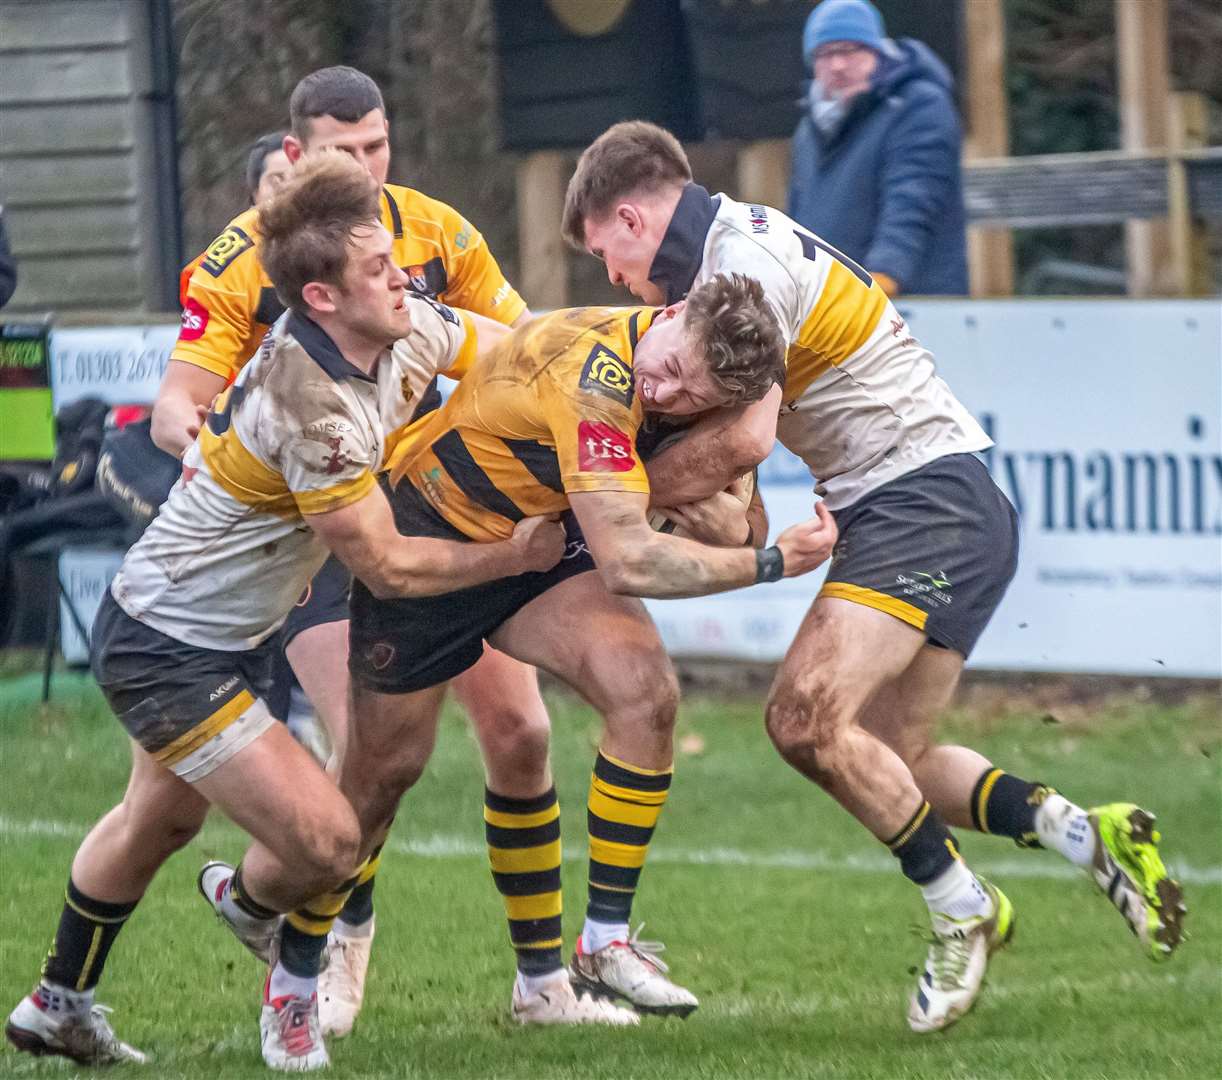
179;298;209;342
577;420;635;472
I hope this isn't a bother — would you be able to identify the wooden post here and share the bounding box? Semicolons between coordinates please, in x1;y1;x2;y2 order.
962;0;1013;297
1115;0;1173;296
1166;92;1210;296
516;151;569;310
736;139;791;211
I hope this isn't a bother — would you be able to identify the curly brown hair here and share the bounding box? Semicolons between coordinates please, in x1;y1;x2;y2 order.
258;151;380;312
685;273;785;405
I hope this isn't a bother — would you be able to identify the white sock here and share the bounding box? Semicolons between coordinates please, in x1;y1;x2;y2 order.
515;968;566;997
334;915;374;939
1035;794;1096;868
267;962;317;1002
581;918;629;954
920;858;992;920
37;981;93;1016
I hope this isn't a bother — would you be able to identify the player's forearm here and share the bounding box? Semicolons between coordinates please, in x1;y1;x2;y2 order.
600;531;757;599
360;535;522;599
150;389;203;457
647;436;753;507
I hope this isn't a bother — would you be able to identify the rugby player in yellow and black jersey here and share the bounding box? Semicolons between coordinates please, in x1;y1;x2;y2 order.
336;272;837;1023
158;67;547;1041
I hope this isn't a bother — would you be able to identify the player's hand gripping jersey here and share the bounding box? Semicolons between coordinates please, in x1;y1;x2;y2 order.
112;297;475;650
650;186;990;509
386;307;656;542
174;184;525;381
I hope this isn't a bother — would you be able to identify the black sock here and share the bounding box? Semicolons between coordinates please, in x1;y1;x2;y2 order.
231;863;278;920
42;879;138;992
885;802;958;885
970;768;1048;848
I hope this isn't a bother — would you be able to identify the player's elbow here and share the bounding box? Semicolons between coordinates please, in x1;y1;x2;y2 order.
597;548;654;596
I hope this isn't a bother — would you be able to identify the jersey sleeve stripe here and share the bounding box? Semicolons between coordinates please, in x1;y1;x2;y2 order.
432;429;526;522
293;471;376;516
503;438;564;492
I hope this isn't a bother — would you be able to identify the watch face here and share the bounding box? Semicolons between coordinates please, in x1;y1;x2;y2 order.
546;0;632;37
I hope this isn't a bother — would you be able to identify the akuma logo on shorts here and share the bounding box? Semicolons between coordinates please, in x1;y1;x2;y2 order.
209;676;240;701
578;420;635;472
179;298;209;342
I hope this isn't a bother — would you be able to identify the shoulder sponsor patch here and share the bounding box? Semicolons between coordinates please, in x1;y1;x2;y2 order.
578;343;634;407
577;420;635;472
179;297;209;341
403;256;449;297
200;226;254;277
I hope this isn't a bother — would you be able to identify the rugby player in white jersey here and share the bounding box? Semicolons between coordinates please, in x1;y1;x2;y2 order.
3;152;564;1072
561;121;1185;1033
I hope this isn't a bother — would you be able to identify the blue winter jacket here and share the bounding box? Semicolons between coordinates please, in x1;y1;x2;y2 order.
788;38;968;296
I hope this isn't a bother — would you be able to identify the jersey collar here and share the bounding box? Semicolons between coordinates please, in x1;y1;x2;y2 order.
286;310;378;384
648;183;720;306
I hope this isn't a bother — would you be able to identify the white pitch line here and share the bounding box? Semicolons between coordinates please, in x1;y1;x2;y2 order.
6;812;1218;886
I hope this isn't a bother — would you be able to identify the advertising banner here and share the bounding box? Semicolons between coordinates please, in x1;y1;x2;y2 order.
645;300;1221;678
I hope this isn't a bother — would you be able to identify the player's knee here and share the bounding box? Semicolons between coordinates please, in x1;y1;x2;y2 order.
299;803;362;890
765;681;844;779
620;656;680;736
477;714;551;776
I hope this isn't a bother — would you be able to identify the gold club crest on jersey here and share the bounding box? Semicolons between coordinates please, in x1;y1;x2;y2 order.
579;343;634;406
201;226;254;277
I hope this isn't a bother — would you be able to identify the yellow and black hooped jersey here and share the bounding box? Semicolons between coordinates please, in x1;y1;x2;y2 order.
172;183;525;381
386;306;657;542
112;297;473;651
648;185;990;510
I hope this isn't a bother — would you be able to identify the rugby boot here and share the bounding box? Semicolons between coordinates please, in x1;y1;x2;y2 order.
261;976;329;1072
318;918;374;1038
1088;803;1186;961
570;926;698;1017
511;970;640;1026
907;879;1014;1034
198;860;281;964
6;985;147;1065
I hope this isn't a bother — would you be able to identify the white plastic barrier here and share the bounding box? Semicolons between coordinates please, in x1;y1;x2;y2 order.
48;302;1221;676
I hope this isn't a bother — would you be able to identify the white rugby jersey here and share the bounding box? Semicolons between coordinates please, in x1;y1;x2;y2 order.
649;185;990;509
110;297;474;650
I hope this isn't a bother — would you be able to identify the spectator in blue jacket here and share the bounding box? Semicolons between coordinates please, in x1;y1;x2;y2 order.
788;0;968;296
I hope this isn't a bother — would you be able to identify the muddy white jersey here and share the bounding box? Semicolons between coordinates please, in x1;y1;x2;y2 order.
110;297;473;650
650;185;990;509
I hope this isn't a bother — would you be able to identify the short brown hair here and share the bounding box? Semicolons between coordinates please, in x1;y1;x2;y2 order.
684;273;785;405
562;121;692;249
258;151;380;312
290;65;385;140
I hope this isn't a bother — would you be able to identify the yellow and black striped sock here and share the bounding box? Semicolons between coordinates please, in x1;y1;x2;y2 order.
280;856;370;978
885;801;958;885
970;768;1050;848
337;845;382;927
586;751;672;926
485;786;563;975
42;878;138;992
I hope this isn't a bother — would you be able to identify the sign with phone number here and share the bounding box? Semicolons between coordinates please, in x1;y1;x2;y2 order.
49;325;179;408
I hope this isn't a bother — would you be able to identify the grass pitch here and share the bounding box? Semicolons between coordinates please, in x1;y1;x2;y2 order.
1;668;1219;1079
